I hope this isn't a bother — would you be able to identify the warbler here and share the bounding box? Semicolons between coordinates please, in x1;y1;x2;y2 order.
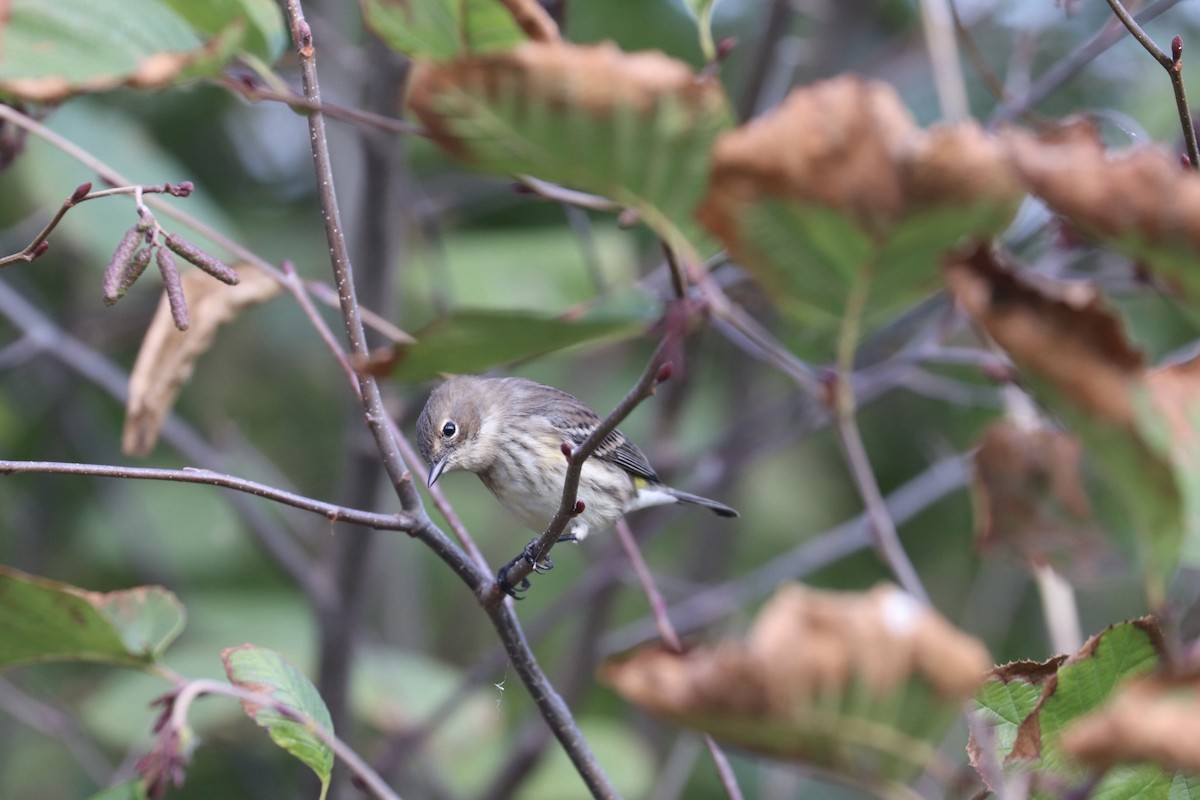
416;375;738;540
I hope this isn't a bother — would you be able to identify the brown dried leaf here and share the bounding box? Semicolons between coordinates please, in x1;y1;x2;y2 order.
945;246;1143;426
1006;119;1200;287
1061;672;1200;772
972;420;1120;580
601;584;991;769
698;75;1020;248
123;264;280;457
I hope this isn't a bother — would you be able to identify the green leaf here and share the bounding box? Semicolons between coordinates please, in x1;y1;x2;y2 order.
971;658;1064;763
382;306;653;383
85;781;148;800
970;620;1168;796
161;0;286;62
1029;621;1163;773
362;0;528;60
0;0;246;102
221;645;334;791
0;566;185;669
408;42;733;260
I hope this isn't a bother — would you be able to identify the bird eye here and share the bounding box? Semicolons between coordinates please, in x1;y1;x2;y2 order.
441;421;457;438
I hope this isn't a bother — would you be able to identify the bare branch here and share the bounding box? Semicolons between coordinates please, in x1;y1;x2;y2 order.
0;460;417;531
1103;0;1199;168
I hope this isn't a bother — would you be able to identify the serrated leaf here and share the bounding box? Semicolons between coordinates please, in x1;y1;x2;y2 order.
162;0;286;62
971;658;1066;766
370;306;652;383
362;0;533;60
408;41;733;260
602;584;991;781
222;645;334;791
698;76;1021;355
0;566;185;669
969;620;1169;796
0;0;246;102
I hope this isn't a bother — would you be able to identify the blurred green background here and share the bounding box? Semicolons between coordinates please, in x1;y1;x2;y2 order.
3;0;1200;798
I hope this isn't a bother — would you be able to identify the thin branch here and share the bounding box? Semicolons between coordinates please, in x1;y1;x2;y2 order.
917;0;970;120
0;280;331;608
490;338;674;607
661;241;688;301
833;412;931;604
0;103;409;345
0;460;417;531
614;520;744;799
832;268;931;605
279;4;619;796
990;0;1187;124
167;679;402;800
517;175;623;212
1103;0;1199;168
0;182;188;269
614;521;682;651
219;76;426;137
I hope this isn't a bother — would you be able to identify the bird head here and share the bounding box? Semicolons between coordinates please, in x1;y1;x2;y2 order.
416;376;490;487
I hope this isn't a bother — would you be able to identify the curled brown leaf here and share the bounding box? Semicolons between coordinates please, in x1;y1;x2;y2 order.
123;264;282;457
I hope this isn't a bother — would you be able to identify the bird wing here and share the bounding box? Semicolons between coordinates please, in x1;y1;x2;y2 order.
528;383;661;484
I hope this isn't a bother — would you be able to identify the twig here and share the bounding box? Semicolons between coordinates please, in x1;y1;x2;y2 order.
703;737;746;800
517;176;623;212
219;76;426;137
0;104;409;345
661;241;688;301
612;521;744;799
916;0;970;120
990;0;1187;124
0;182;189;269
489;339;674;607
0;460;417;531
280;4;619;796
0;280;331;608
614;521;681;650
1031;563;1083;654
1103;0;1199;168
832;269;931;605
166;679;402;800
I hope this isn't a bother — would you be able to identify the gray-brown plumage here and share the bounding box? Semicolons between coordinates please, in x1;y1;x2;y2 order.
416;375;738;539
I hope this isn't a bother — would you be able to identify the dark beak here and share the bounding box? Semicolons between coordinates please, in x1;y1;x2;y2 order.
427;455;449;488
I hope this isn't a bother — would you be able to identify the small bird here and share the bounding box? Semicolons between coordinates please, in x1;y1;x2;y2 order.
416;375;738;541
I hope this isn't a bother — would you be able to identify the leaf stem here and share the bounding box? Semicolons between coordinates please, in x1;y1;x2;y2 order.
833;267;931;604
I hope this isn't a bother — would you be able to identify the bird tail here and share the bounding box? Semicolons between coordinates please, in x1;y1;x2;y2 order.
666;488;739;518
